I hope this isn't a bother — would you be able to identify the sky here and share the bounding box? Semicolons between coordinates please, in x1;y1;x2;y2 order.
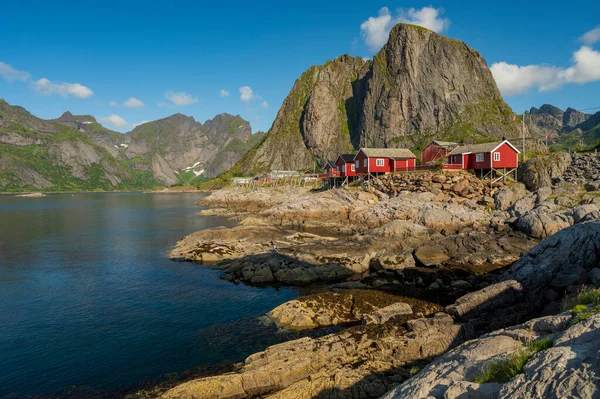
1;0;599;133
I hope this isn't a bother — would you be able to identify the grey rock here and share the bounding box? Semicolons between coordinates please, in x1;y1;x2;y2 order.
506;220;600;291
362;302;413;325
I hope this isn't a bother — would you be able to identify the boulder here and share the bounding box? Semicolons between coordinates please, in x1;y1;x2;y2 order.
519;152;572;191
494;183;528;211
415;245;450;267
362;302;413;325
506;220;600;291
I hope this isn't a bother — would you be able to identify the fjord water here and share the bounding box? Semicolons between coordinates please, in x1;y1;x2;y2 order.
0;193;298;397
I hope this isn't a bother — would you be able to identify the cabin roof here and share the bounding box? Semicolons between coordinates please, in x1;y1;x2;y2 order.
337;154;355;163
357;148;417;159
448;141;502;156
447;140;520;156
324;160;337;168
431;140;458;149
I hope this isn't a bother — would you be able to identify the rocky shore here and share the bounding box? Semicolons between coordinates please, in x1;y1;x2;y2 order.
161;153;600;399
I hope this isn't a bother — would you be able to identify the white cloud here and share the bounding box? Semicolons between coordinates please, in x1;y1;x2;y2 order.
32;78;93;98
157;101;171;108
239;86;255;102
398;7;449;33
360;8;394;51
131;120;149;129
491;46;600;96
0;61;31;82
490;63;563;96
360;7;449;51
101;114;128;128
165;91;198;106
123;97;144;108
562;46;600;84
580;25;600;45
109;101;119;107
260;101;269;109
220;89;230;97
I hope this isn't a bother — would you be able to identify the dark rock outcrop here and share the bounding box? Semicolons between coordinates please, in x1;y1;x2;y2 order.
519;152;572;191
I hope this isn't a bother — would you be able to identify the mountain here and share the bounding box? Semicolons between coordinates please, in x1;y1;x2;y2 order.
525;104;600;149
0;99;261;191
230;23;520;174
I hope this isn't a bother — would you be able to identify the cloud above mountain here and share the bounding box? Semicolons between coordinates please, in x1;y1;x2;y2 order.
0;62;31;82
101;114;128;128
580;25;600;45
360;6;449;51
491;42;600;96
33;78;93;98
165;91;198;106
0;61;93;99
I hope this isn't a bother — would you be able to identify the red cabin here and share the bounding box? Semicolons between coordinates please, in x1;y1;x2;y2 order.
446;140;520;171
353;148;417;175
335;154;357;177
422;140;458;164
323;160;339;177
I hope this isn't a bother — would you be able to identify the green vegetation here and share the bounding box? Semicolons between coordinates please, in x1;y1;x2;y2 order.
409;366;421;376
473;338;554;384
561;288;600;325
562;288;600;311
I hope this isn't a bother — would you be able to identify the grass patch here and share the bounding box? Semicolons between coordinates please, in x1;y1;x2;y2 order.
473;337;554;384
562;288;600;311
409;366;420;376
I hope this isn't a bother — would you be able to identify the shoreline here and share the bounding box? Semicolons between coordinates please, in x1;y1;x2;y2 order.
156;161;600;399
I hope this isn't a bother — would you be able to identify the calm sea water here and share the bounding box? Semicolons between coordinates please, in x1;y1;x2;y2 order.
0;193;300;397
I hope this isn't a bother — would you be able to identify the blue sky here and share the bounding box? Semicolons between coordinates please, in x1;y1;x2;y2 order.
1;0;599;133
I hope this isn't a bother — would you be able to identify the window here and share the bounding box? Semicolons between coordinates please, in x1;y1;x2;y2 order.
376;159;385;167
476;153;484;162
338;166;341;172
364;158;368;167
493;152;500;161
351;164;355;172
355;160;359;169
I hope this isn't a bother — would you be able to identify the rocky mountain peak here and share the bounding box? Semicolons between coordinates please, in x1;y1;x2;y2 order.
537;104;564;119
229;24;520;174
563;107;589;130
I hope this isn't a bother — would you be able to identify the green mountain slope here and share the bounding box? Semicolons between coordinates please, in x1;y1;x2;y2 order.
0;100;260;192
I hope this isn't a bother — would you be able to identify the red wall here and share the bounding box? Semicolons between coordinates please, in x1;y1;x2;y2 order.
354;150;416;174
422;143;450;164
393;158;416;171
491;143;519;168
336;157;357;177
468;152;492;169
354;151;369;174
324;164;339;176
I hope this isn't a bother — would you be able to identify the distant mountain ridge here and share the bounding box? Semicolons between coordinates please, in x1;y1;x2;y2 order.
525;104;600;149
0;99;262;191
229;23;521;175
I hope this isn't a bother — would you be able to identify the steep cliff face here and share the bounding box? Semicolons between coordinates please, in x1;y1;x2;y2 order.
233;55;370;173
231;24;520;174
361;24;518;147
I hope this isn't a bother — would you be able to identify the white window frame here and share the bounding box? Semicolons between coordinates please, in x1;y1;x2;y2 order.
351;164;355;172
376;159;385;167
476;153;484;162
493;152;500;162
364;158;368;167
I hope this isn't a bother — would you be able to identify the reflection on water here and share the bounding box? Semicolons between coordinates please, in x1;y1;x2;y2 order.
0;193;299;397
